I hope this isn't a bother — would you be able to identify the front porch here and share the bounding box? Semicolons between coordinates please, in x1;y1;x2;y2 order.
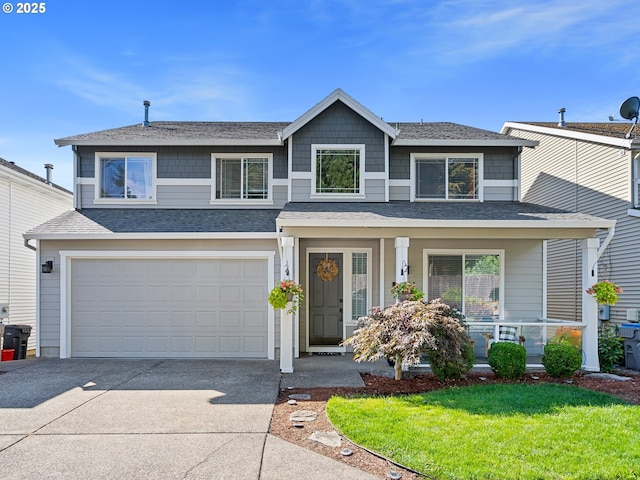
275;202;615;374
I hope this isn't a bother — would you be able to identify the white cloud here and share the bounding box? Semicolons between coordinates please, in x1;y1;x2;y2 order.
412;0;638;62
54;54;253;121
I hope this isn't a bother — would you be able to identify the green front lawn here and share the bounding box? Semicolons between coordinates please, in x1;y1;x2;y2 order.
326;384;640;480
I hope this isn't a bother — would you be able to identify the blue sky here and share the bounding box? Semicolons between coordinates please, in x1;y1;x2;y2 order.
1;0;639;190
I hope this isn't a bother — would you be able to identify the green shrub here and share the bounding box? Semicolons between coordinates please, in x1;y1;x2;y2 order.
428;340;475;382
488;342;526;380
598;325;623;373
542;343;582;378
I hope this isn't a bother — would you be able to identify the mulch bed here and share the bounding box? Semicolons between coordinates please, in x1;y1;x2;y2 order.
269;371;640;479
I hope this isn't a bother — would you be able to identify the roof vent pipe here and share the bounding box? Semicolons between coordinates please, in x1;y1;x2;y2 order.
44;163;53;184
143;100;150;127
558;107;566;127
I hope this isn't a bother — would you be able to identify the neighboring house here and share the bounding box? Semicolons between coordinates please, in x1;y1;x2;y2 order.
25;89;614;372
501;117;640;326
0;158;73;352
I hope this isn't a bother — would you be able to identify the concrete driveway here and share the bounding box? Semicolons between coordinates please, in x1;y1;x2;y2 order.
0;359;379;479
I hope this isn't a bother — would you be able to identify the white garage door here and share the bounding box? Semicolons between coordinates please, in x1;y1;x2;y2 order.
70;258;269;358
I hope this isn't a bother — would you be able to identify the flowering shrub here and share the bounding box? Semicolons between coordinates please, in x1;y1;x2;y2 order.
268;280;304;314
598;325;623;373
586;280;622;305
343;299;471;380
390;281;424;301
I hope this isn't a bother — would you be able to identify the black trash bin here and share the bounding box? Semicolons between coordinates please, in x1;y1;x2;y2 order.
620;324;640;371
3;325;32;360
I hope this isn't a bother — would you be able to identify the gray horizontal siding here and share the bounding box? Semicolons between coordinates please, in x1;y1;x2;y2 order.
156;185;211;207
364;179;385;201
273;185;288;208
484;186;515;201
389;185;409;201
291;179;312;202
77;145;288;179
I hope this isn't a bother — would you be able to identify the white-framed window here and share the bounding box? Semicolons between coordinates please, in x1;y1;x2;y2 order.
95;152;156;203
411;153;483;201
423;250;504;320
211;153;272;203
312;144;364;196
351;252;369;321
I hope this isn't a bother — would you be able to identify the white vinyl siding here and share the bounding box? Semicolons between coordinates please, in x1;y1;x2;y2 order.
0;169;72;352
513;126;633;323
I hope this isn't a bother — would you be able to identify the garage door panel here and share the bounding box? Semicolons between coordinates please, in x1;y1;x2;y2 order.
244;336;267;353
171;311;194;327
70;258;269;358
244;311;267;328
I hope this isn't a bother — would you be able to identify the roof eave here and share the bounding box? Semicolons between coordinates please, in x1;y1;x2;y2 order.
276;218;615;230
54;138;283;147
392;139;539;147
501;122;637;149
24;232;280;241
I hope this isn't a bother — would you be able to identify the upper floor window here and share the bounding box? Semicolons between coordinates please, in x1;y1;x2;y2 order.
312;145;364;196
95;153;156;201
212;154;272;202
412;154;482;201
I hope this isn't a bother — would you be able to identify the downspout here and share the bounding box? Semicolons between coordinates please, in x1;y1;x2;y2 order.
72;146;79;210
24;238;36;252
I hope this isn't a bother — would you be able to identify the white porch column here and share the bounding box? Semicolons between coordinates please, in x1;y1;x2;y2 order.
395;237;410;284
279;236;295;373
581;238;600;372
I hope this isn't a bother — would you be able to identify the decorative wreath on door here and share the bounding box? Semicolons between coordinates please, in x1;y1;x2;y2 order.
316;255;339;282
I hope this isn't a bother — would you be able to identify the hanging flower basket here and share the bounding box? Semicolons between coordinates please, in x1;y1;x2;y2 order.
268;280;304;314
586;280;622;306
390;281;424;302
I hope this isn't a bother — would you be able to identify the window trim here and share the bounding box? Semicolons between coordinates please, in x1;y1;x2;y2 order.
311;144;365;198
210;153;273;205
423;249;505;320
94;152;157;204
410;153;483;202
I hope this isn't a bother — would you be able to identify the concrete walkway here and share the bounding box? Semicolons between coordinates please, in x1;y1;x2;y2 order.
0;357;381;479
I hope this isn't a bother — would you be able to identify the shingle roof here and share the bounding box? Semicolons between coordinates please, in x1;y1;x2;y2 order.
278;201;610;225
393;122;513;141
26;202;613;238
55;122;290;146
518;122;636;139
26;208;281;236
0;157;72;194
54;121;534;147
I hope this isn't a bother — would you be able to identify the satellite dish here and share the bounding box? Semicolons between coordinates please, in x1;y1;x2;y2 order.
619;96;640;138
620;96;640;120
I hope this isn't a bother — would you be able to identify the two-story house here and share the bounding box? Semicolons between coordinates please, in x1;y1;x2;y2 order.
25;90;614;372
502;116;640;327
1;158;73;353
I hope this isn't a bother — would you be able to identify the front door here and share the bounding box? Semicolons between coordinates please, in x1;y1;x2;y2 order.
309;253;343;348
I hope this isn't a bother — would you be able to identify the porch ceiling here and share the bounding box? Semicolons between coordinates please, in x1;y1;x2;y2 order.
276;202;615;239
